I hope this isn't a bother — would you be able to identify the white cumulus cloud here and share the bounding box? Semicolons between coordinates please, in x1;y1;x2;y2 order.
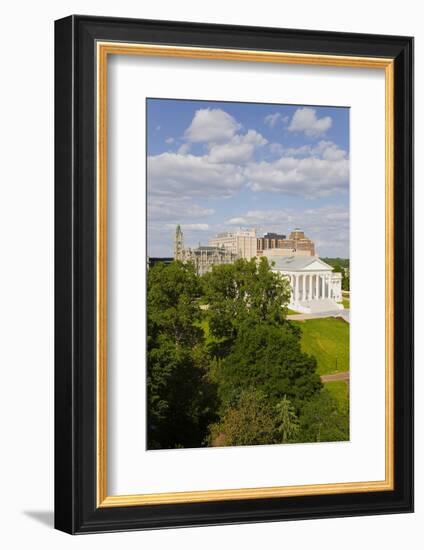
148;152;245;198
275;140;347;160
264;112;289;129
245;154;348;198
184;108;241;143
288;107;332;137
208;130;267;164
264;112;281;128
148;197;215;223
148;111;347;202
177;143;191;155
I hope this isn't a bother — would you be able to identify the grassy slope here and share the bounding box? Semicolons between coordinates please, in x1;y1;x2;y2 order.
198;316;349;410
295;317;350;411
292;318;350;376
198;316;350;376
324;380;350;413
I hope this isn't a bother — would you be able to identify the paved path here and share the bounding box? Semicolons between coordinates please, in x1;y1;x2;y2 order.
287;309;350;323
321;371;349;382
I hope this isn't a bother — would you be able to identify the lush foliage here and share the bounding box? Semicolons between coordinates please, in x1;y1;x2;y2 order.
275;396;300;443
322;257;350;291
147;258;349;449
209;389;277;446
298;388;349;442
201;257;291;341
291;318;350;375
147;261;217;449
211;320;322;413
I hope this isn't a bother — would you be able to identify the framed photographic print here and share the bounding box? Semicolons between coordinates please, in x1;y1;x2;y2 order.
54;15;414;534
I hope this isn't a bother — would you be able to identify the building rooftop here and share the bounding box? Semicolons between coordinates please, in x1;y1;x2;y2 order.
267;255;332;271
195;245;233;252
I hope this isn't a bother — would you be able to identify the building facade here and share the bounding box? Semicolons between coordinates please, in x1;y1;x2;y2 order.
268;255;343;313
174;225;238;275
257;228;315;257
209;229;257;260
173;225;343;310
257;232;286;254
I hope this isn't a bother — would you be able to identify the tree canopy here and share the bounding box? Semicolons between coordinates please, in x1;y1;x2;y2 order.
146;257;348;449
201;257;291;342
147;261;217;449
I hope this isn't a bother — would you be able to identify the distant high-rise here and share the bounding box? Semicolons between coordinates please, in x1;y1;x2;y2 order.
286;229;315;256
257;232;287;254
209;228;257;260
258;228;315;257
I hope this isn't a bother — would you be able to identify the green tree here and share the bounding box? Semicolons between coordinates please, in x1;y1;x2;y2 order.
342;271;350;291
298;388;349;443
147;261;217;449
147;335;217;449
147;260;203;346
321;258;350;291
275;396;300;443
202;257;291;343
213;321;322;413
209;389;277;447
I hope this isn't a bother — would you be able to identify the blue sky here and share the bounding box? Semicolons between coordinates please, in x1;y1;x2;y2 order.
147;98;349;258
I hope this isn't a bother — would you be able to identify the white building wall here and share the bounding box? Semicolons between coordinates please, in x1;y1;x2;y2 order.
209;229;257;260
273;269;344;313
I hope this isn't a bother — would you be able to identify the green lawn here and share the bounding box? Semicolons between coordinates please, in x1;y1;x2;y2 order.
292;318;350;376
325;380;349;413
342;297;350;309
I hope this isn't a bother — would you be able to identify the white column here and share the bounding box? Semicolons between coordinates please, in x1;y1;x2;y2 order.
302;274;305;301
321;275;325;299
294;274;298;302
309;274;313;300
315;273;319;299
327;275;331;298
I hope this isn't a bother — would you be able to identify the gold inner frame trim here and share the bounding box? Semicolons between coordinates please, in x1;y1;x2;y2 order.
96;41;395;508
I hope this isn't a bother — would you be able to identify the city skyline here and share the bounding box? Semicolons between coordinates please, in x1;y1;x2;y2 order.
147;98;350;258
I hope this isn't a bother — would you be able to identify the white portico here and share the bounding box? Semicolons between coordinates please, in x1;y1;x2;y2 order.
268;255;343;314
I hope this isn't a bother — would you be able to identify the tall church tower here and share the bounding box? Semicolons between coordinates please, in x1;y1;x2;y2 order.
174;225;184;259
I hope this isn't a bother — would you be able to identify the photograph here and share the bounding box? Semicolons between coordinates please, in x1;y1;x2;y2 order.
146;98;350;450
51;11;413;536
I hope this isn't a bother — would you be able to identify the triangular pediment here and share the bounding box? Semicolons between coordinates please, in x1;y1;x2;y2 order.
268;255;334;272
302;259;333;271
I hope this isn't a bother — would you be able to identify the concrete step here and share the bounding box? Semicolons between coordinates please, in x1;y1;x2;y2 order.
296;298;343;313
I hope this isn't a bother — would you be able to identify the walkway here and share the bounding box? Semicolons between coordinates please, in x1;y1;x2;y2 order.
321;371;349;382
287;309;350;323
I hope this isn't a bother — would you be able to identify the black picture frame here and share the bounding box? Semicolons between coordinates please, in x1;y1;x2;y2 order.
55;14;414;534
